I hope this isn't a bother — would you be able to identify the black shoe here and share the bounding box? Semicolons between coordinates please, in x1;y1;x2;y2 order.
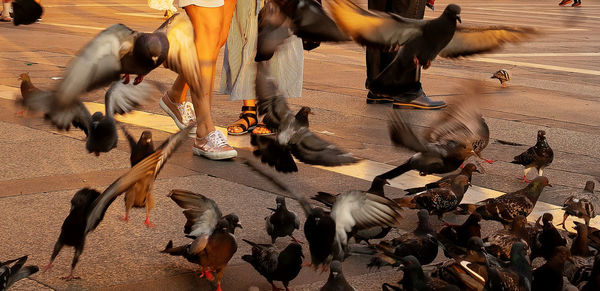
366;91;394;104
393;89;446;110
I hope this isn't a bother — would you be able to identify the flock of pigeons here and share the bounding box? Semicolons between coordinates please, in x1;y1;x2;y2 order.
2;0;598;291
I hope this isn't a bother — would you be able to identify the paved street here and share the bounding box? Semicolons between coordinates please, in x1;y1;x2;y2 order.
0;0;599;290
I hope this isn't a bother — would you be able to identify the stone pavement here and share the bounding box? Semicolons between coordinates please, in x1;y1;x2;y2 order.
0;0;599;290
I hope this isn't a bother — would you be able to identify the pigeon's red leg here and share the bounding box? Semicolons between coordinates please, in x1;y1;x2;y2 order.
203;270;214;281
94;152;100;157
423;60;432;70
16;109;25;116
121;212;130;222
558;213;569;230
42;262;53;272
459;163;465;169
144;215;155;228
413;56;420;67
483;158;496;164
133;74;145;85
271;283;284;291
122;74;130;84
290;235;303;244
521;174;532;183
60;271;81;281
216;283;223;291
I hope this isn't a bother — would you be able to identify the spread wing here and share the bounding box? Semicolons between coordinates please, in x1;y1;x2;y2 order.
439;25;539;58
157;14;203;98
0;256;38;289
256;0;294;62
255;62;294;129
332;190;403;232
120;125;137;151
168;189;223;238
425;82;487;147
388;111;427;153
104;81;160;116
289;130;358;166
327;0;423;48
84;123;193;233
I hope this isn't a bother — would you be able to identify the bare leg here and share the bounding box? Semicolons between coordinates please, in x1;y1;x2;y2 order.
558;212;569;230
168;76;189;104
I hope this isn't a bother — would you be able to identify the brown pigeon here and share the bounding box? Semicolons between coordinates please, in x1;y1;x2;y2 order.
560;181;596;229
511;130;553;183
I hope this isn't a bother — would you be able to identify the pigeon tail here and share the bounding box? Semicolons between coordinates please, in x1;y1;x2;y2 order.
377;161;412;180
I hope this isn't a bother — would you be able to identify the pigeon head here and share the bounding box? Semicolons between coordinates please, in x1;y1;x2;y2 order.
329;260;344;277
528;177;552;197
509;241;531;267
275;196;286;208
467;236;485;252
443;4;461;23
221;214;243;234
18;73;30;82
367;177;389;196
511;215;527;233
295;106;313;125
549;246;573;265
462;163;480;175
584;181;595;193
415;209;433;234
465;212;482;225
140;130;153;145
399;255;423;273
135;33;168;66
91;111;104;123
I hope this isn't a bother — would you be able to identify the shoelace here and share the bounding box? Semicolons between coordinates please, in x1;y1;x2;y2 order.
177;102;196;124
207;131;228;148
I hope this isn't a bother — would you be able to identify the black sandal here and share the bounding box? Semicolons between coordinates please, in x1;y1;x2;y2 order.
227;106;258;135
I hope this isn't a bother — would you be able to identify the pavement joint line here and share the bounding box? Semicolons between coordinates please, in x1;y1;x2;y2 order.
114;12;166;19
471;6;600;19
1;85;596;231
38;22;105;31
470;57;600;76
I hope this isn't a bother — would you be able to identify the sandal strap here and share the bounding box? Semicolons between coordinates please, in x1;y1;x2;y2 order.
229;112;257;132
241;105;257;112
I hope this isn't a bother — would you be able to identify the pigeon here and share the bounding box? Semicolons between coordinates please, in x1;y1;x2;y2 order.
265;196;301;243
368;210;438;267
530;213;567;261
119;127;157;226
484;241;532;291
459;176;552;227
244;159;401;269
383;255;460;291
437;213;482;257
432;237;493;290
491;69;511;88
42;124;192;280
0;255;39;290
162;190;242;291
426;0;435;11
377;83;489;180
579;256;600;291
404;163;480;195
532;246;574;291
571;222;594;257
511;130;553;183
18;24;168;130
251;61;358;173
560;181;596;229
395;175;471;219
484;215;536;261
11;0;42;26
242;239;303;291
256;0;349;61
18;74;158;155
328;0;537;75
320;260;355;291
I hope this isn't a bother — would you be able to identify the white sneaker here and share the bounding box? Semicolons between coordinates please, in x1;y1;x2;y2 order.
193;130;237;160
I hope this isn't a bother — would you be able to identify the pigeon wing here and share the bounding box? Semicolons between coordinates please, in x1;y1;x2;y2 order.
439;25;539;58
328;0;423;48
169;189;223;238
242;239;280;274
255;62;294;129
104;81;159;116
256;0;293;62
332;190;403;232
84;124;193;233
388;111;427;153
289;129;358;167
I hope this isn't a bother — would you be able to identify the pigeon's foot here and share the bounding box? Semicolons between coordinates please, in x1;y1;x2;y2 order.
121;213;130;222
521;175;532;183
558;0;572;5
93;152;100;157
290;235;304;244
501;83;507;88
216;283;223;291
271;283;284;291
413;56;420;67
122;74;130;84
144;217;155;228
133;74;145;85
320;264;329;274
203;270;214;281
42;262;53;272
16;109;25;116
423;60;432;70
60;272;81;281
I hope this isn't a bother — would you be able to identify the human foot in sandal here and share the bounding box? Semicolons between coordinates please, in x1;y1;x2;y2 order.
251;122;275;136
227;106;258;135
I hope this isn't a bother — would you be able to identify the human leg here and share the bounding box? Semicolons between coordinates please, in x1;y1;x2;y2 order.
1;0;11;21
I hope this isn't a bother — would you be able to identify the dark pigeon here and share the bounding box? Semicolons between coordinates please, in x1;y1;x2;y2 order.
121;127;155;167
459;176;552;227
0;255;39;290
532;246;574;291
11;0;42;26
252;62;358;173
383;255;460;291
320;260;355;291
437;213;482;258
242;239;303;291
484;215;536;261
511;130;553;183
162;190;242;291
42;124;192;280
560;181;596;229
404;163;480;195
580;256;600;291
432;237;494;290
571;221;594;257
531;213;567;261
266;196;301;243
484;241;532;291
377;83;489;180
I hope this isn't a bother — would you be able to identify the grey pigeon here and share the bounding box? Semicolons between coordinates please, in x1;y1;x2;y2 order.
42;124;192;280
251;62;358;173
0;256;38;290
511;130;553;183
162;190;242;291
266;196;301;243
256;0;349;61
404;163;480;195
19;23;168;129
559;181;596;229
382;255;460;291
242;239;303;291
320;260;355;291
377;83;489;181
328;0;537;71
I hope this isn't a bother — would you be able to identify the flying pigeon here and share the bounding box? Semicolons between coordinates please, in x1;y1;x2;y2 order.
242;239;303;291
328;0;537;72
0;255;39;290
320;260;355;291
120;127;157;226
491;69;511;88
511;130;553;183
559;181;596;229
266;196;301;244
377;82;489;180
458;176;552;227
42;124;192;280
18;74;159;155
162;190;242;291
252;62;358;173
404;163;480;195
18;24;168;129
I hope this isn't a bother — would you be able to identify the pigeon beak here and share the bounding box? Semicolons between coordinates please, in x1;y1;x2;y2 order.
457;15;462;23
309;111;315;115
385;180;390;185
398;264;406;271
474;169;481;173
152;56;159;64
236;223;243;229
468;182;473;188
332;271;339;277
548;183;553;187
